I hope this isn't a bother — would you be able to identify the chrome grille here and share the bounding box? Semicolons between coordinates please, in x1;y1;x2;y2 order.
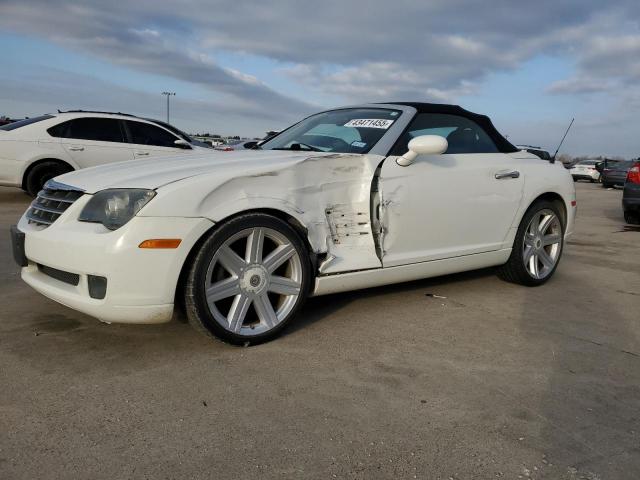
27;184;84;228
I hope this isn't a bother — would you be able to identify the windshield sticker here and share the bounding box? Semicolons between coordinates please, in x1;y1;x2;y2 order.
344;119;394;129
351;141;367;148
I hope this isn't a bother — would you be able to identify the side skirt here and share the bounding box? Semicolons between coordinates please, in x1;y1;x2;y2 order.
311;249;511;296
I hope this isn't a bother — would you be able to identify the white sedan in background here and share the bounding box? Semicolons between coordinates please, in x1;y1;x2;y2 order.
0;111;210;196
570;159;601;183
11;103;576;345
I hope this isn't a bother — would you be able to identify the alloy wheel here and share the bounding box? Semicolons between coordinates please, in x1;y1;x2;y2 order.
522;209;562;280
204;227;303;336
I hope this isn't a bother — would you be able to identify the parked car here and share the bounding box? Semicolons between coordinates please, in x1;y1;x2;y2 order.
601;159;635;188
516;145;552;161
0;110;210;196
569;159;601;183
215;139;259;151
11;102;576;345
622;160;640;224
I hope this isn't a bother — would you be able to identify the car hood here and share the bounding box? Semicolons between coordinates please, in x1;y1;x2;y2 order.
55;150;333;193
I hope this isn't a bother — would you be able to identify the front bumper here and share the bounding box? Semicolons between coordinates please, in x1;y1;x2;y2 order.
16;203;214;324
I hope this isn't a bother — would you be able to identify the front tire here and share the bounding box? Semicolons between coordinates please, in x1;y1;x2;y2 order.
497;201;564;286
184;213;312;345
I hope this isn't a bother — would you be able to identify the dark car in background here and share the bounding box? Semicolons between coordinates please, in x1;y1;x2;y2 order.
623;160;640;224
602;160;635;188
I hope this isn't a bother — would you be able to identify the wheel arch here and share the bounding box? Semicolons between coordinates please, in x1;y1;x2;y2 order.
503;190;570;250
527;192;568;228
173;207;319;314
21;158;76;190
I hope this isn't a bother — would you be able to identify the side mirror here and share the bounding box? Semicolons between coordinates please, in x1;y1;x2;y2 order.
174;139;192;149
396;135;448;166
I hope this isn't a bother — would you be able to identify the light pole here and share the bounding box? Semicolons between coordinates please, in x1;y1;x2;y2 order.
161;92;175;124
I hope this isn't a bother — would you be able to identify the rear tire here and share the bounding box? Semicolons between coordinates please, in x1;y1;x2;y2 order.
625;211;640;225
184;213;312;345
497;200;565;286
25;161;73;196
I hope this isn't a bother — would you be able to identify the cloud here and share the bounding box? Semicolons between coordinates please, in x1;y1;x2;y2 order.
285;63;478;104
3;0;639;108
0;0;639;155
0;1;316;119
0;67;295;136
547;78;612;95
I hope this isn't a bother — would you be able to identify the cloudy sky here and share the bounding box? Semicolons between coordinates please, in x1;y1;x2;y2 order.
1;0;639;157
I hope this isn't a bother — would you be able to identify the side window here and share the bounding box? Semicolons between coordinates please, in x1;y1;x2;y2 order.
48;118;125;143
125;121;179;148
390;113;499;156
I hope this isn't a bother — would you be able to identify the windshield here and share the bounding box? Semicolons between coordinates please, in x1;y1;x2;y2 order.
261;108;402;154
0;115;54;131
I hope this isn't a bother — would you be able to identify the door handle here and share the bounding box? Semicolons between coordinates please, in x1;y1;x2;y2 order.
68;146;84;151
135;151;150;156
495;170;520;179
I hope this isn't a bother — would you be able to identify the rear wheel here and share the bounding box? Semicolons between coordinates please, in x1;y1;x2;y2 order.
184;213;312;345
625;211;640;225
24;161;72;196
497;201;564;286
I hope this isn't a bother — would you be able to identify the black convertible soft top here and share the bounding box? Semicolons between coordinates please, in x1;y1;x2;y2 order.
386;102;519;153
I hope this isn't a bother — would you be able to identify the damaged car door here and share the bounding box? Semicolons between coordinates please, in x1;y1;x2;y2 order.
378;112;524;267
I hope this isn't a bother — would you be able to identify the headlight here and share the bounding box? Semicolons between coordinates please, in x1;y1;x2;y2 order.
79;189;155;230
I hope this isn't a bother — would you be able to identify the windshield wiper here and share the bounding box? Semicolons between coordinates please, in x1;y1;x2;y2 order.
271;143;322;152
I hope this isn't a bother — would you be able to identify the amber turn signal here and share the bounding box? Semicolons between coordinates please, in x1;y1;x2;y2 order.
138;239;182;249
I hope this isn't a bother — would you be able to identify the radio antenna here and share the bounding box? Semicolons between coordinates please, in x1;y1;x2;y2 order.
552;118;574;163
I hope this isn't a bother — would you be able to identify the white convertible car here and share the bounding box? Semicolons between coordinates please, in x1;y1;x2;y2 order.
11;103;576;344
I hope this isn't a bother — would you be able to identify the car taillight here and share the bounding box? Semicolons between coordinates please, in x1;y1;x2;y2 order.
627;164;640;184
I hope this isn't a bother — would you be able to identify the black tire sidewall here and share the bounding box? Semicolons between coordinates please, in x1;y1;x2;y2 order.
26;162;71;196
186;213;312;345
